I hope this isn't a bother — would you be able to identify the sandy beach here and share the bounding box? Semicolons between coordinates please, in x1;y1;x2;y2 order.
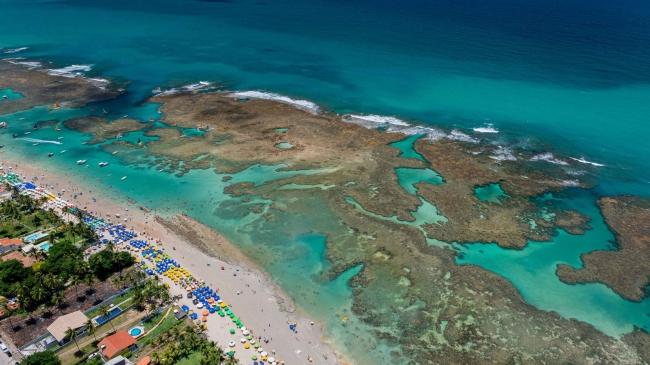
0;156;342;365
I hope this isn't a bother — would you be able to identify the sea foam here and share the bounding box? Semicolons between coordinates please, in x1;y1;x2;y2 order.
229;91;320;114
570;157;604;167
3;47;28;54
158;82;212;96
46;64;93;78
530;153;569;166
473;124;499;133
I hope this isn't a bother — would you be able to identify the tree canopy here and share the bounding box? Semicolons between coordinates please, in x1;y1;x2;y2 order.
0;259;33;297
21;350;62;365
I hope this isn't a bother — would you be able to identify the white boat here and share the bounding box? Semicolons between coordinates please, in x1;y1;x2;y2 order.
116;133;123;138
32;143;39;146
60;150;66;154
159;169;164;173
82;141;88;145
24;131;31;135
57;137;64;140
121;176;127;180
99;162;109;167
112;151;118;155
19;118;25;121
77;160;87;165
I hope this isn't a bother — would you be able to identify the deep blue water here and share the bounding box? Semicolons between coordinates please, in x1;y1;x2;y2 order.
1;0;649;195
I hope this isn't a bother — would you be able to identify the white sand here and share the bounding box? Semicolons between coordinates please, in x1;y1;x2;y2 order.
0;158;342;365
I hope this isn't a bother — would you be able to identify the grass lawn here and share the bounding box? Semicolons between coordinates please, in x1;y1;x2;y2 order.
143;310;167;331
85;288;136;319
0;210;51;238
136;311;180;347
174;351;203;365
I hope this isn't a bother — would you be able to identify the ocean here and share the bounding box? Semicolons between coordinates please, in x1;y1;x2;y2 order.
2;0;650;363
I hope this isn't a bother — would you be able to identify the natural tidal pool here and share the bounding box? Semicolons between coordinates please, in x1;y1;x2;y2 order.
275;142;293;149
0;89;23;101
475;183;509;203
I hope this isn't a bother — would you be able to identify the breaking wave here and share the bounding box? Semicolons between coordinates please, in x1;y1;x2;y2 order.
570;157;604;167
3;47;28;54
473;124;499;133
157;82;212;96
229;91;320;114
530;153;569;166
46;64;92;78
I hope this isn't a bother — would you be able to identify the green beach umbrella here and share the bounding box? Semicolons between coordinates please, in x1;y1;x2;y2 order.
229;313;235;318
252;355;258;360
223;306;229;311
254;343;260;348
247;336;253;340
237;323;243;328
229;329;236;334
228;351;235;357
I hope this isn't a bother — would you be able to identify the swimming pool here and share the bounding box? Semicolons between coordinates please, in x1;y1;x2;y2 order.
128;326;144;338
37;242;51;251
24;232;47;243
94;307;122;325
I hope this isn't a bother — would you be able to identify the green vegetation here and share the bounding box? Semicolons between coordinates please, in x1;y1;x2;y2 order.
141;325;232;365
0;190;135;313
21;350;62;365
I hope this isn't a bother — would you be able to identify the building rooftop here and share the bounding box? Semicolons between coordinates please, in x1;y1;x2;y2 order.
1;251;37;267
47;311;88;342
0;238;22;247
98;330;137;359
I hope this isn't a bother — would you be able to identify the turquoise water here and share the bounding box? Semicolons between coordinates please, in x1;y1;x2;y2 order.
2;0;650;361
0;89;23;101
456;190;650;337
24;231;46;243
274;142;293;149
475;183;509;204
129;327;142;337
389;134;427;162
38;243;51;251
273;128;290;133
94;307;121;325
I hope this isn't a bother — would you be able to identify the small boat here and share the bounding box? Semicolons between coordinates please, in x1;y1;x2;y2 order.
24;131;30;135
55;101;60;109
116;133;122;139
124;115;128;118
112;151;118;155
48;153;54;157
55;125;60;131
19;118;25;121
171;121;177;126
33;143;39;146
149;117;153;122
60;150;66;154
0;145;4;148
2;95;7;99
107;174;112;177
57;137;63;140
137;138;142;146
77;160;87;165
121;176;127;180
33;124;38;130
99;162;109;167
158;169;164;173
103;109;108;114
82;141;88;145
12;134;17;138
48;105;51;110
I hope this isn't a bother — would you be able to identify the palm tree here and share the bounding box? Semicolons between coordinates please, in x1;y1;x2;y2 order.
0;299;15;330
84;274;96;290
149;351;161;364
224;355;238;365
38;196;48;207
84;319;97;341
69;275;82;299
65;327;80;351
31;285;47;304
51;291;66;309
47;230;58;245
97;304;116;332
44;273;60;291
111;276;125;290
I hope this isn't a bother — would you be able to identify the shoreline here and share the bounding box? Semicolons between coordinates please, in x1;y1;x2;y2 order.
0;155;344;365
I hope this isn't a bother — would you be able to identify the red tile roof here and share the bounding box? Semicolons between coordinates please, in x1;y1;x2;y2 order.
137;356;151;365
98;330;136;359
0;238;22;247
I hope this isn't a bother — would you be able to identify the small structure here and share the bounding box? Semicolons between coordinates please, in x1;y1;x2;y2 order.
0;237;23;255
105;355;133;365
98;330;137;360
46;311;88;345
174;310;187;321
21;244;35;254
136;355;151;365
1;251;37;267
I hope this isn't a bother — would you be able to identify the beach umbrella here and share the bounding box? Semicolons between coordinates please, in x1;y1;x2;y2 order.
244;343;250;349
240;338;246;343
202;310;209;316
268;357;275;363
254;343;260;349
257;348;264;353
251;355;258;360
247;335;252;340
202;316;207;322
228;351;235;357
261;351;268;357
220;302;227;307
228;341;236;347
250;339;256;344
229;329;236;334
243;331;250;336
